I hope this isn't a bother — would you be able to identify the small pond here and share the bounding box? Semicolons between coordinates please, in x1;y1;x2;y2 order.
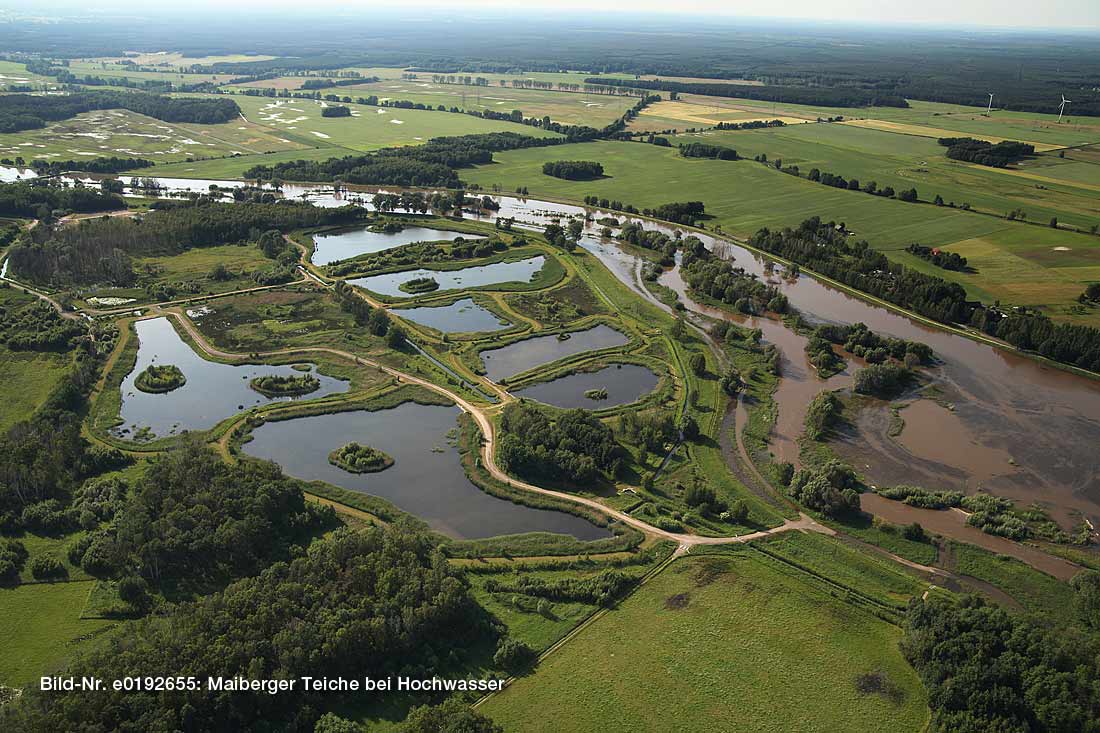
348;256;546;298
311;226;486;266
514;363;660;409
113;317;348;439
241;402;611;540
480;324;630;382
393;297;511;333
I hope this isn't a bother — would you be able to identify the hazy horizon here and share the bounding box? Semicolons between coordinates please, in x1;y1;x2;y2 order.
2;1;1099;32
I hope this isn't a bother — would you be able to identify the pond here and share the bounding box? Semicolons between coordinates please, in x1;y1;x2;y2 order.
241;402;612;540
514;363;660;409
113;317;348;439
348;256;546;298
392;297;511;333
480;324;630;382
311;226;486;266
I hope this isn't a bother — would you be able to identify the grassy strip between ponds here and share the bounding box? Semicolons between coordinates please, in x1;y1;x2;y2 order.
949;541;1076;624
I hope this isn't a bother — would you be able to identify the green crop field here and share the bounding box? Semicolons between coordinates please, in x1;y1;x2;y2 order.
481;552;929;733
0;581;117;686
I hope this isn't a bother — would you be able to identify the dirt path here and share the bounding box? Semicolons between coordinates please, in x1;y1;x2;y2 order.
156;307;833;551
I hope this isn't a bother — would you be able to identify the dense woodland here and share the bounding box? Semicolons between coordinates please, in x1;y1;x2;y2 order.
0;91;240;133
939;138;1035;167
0;182;123;219
8;200;361;286
29;156;155;175
498;401;620;484
244;132;566;188
542;160;604;180
902;595;1100;733
2;526;492;732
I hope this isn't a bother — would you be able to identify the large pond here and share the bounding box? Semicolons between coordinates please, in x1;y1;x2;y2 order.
311;226;485;266
56;173;1100;534
348;256;546;298
514;363;660;409
480;324;630;382
114;317;348;439
393;297;511;334
241;402;612;540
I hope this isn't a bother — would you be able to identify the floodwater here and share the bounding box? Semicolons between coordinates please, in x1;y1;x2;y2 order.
65;173;1100;532
392;297;511;333
860;494;1080;581
514;363;661;409
347;256;546;298
480;324;630;382
311;226;485;266
114;317;348;439
241;402;612;540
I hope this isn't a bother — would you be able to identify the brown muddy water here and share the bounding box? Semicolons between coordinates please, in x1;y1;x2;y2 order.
66;174;1100;539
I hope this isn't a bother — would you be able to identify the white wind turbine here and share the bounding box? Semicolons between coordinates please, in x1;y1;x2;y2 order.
1058;94;1072;122
987;93;994;113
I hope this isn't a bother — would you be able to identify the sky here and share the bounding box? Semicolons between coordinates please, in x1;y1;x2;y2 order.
6;0;1100;31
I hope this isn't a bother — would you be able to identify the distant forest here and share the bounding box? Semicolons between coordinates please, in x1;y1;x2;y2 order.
585;78;909;109
5;13;1097;116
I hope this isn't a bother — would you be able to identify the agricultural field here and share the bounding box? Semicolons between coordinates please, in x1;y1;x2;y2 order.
463;138;1100;323
481;551;930;733
0;60;54;89
0;107;306;164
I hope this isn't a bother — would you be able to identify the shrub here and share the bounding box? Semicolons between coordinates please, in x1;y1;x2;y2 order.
493;638;537;673
30;555;67;581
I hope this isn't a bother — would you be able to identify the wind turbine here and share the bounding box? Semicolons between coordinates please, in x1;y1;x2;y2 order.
987;93;994;113
1058;95;1071;122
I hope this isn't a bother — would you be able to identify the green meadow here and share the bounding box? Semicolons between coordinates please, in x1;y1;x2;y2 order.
481;551;929;733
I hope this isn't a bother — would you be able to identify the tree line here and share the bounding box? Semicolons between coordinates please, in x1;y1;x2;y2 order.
243;132;568;188
9;199;361;286
582;78;909;109
751;218;1100;374
0;91;240;133
29;156;155;175
679;142;738;160
0;181;123;219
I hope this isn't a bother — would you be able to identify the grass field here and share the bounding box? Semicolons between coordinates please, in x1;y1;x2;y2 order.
225;95;561;152
949;542;1076;624
0;580;117;686
0;107;306;164
78;244;276;306
481;552;929;733
0;288;72;432
299;79;638;128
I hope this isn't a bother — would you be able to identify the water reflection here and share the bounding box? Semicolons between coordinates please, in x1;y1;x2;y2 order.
393;297;511;333
115;317;347;439
481;324;629;382
348;256;546;298
241;402;611;540
514;363;660;409
311;226;485;266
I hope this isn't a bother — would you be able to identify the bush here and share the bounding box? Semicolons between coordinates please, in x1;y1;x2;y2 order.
30;555;67;581
853;363;911;397
0;539;29;582
493;638;537;673
789;460;860;516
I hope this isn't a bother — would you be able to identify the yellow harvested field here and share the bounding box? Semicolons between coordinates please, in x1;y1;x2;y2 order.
841;118;1064;152
964;165;1100;194
638;101;810;127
